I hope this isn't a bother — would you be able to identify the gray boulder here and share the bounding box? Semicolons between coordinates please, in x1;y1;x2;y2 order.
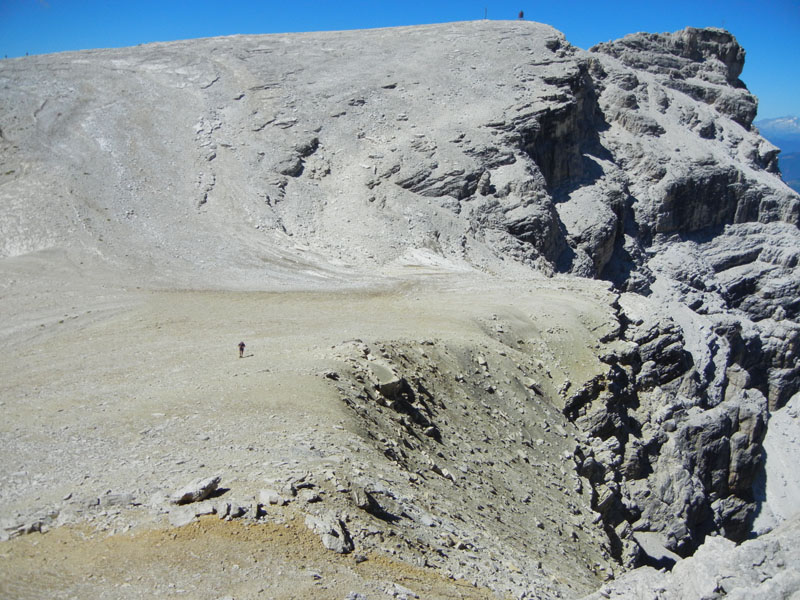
305;512;354;554
170;476;222;505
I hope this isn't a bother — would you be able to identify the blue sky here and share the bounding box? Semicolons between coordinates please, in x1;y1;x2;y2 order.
1;0;798;118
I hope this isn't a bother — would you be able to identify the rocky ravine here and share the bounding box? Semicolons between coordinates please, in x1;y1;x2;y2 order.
1;20;799;599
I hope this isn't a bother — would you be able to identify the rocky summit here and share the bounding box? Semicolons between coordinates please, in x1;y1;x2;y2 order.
1;20;798;600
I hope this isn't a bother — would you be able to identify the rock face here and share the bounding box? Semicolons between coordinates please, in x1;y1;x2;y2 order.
1;19;799;599
591;27;757;127
583;514;800;600
1;22;795;284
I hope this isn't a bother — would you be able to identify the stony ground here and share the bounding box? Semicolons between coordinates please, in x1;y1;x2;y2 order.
2;514;498;600
0;264;622;599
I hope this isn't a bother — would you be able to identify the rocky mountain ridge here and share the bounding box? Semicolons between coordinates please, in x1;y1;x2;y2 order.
1;20;799;599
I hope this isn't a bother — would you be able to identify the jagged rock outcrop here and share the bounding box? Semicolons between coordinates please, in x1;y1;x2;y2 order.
583;514;800;600
591;27;757;127
566;297;771;559
538;29;800;570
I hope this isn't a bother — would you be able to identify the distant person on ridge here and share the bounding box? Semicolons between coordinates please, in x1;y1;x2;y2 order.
238;341;246;358
518;10;524;19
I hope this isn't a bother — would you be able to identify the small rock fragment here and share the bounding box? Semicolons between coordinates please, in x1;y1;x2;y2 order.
385;582;419;599
169;507;198;527
298;488;322;504
305;513;354;554
170;476;221;505
259;489;288;506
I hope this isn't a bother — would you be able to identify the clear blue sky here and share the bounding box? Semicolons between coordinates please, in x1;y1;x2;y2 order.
1;0;798;118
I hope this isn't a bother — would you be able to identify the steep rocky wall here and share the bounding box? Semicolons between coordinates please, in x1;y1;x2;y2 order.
511;28;800;563
583;513;800;600
564;298;770;559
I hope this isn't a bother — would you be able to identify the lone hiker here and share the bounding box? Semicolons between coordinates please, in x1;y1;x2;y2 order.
518;10;524;19
238;341;246;358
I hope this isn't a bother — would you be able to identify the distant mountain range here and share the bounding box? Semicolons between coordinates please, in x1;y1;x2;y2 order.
755;116;800;192
780;153;800;193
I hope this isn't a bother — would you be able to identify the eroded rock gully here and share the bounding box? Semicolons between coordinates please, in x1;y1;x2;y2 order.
327;336;614;598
